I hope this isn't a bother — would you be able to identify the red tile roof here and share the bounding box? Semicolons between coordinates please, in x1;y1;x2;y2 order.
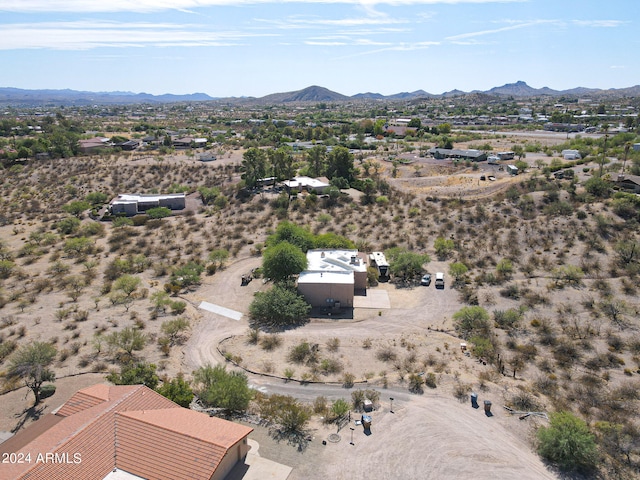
0;384;252;480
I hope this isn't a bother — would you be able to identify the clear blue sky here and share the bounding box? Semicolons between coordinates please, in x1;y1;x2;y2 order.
0;0;637;97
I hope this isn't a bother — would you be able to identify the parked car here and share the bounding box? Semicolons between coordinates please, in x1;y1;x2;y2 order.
421;273;431;286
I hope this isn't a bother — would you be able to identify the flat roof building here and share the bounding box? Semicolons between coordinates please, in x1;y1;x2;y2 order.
282;176;330;194
297;249;367;308
110;193;186;216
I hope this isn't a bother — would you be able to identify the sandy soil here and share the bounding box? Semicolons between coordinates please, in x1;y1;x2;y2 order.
0;373;106;433
179;255;567;480
240;392;558;480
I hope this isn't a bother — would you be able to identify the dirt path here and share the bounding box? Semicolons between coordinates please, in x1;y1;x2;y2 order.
183;264;560;480
183;256;264;370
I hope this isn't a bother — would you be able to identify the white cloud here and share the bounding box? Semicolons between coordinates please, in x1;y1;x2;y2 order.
255;14;408;29
0;0;527;14
0;21;275;50
445;19;558;40
572;20;627;28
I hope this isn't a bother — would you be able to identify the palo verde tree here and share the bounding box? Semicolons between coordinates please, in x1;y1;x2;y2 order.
385;247;430;284
537;411;598;473
192;364;252;413
156;373;194;408
8;341;57;405
107;361;159;389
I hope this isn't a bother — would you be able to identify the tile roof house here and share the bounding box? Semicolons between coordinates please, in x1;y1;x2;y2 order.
0;384;253;480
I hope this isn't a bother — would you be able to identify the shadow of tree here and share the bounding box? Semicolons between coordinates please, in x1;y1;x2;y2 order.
268;427;311;453
12;403;47;434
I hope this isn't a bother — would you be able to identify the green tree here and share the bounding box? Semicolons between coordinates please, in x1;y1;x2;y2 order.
55;216;81;235
453;306;491;339
160;318;190;346
241;147;268;188
259;394;311;434
146;206;172;219
449;262;469;286
537;411;598;473
584;176;610;198
106;327;147;356
269;146;295;181
63;237;93;257
326;146;355;182
331;398;351;419
170;262;205;289
306;145;327;177
198;186;221;205
385;248;430;284
249;285;311;328
63;200;90;218
193;364;252;413
107;361;159;389
207;249;229;271
8;341;57;404
434;237;455;259
496;258;514;280
151;291;171;313
113;274;141;297
262;241;307;282
438;123;451;135
156;373;194;407
0;259;15;279
267;221;315;252
85;191;109;206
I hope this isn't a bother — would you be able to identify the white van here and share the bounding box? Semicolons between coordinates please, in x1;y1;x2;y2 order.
435;272;444;288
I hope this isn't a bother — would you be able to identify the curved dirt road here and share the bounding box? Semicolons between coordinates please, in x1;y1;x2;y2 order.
183;259;559;480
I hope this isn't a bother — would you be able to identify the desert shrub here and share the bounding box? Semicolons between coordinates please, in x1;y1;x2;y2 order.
493;308;523;330
260;334;282;351
247;328;260;345
288;341;319;365
319;358;343;375
376;347;397;362
408;373;424;394
537;411;598;473
326;337;340;352
342;372;355;388
453;382;472;402
453;306;490;339
424;372;437;389
40;384;56;399
509;390;539;411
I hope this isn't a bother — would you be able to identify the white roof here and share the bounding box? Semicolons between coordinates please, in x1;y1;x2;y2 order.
282;176;329;190
298;271;354;285
112;193;185;204
103;469;146;480
306;249;367;273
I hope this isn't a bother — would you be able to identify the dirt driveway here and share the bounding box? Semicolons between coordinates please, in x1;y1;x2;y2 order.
182;261;560;480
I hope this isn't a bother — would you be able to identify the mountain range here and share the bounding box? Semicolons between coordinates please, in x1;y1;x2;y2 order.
1;81;640;106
